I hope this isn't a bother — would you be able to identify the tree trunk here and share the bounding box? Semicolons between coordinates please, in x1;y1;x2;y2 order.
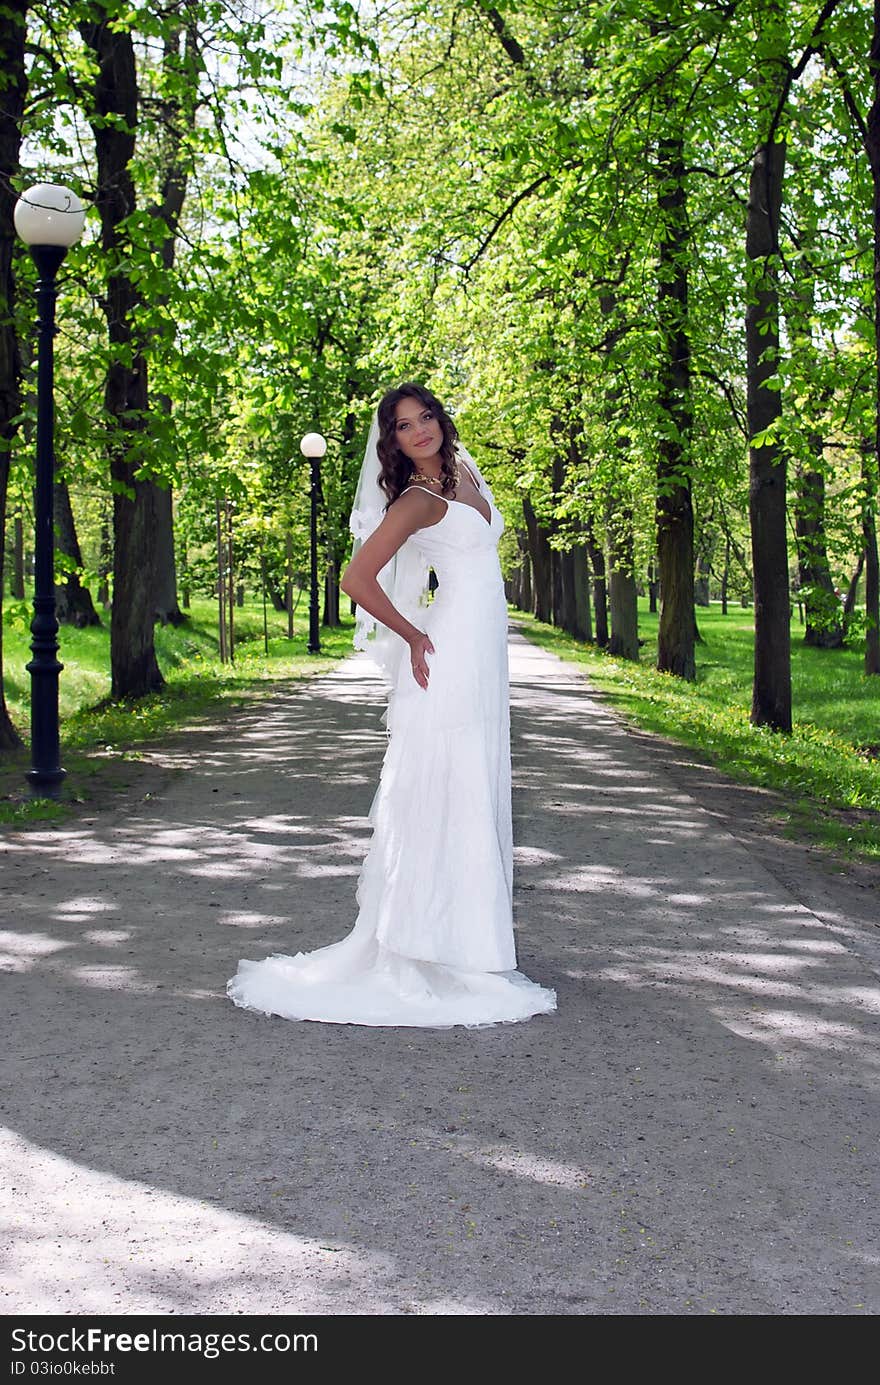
720;536;730;615
266;573;287;612
82;11;163;699
0;0;27;749
522;494;552;623
226;498;235;662
548;444;590;640
595;292;637;656
520;534;532;614
585;520;608;648
572;541;592;642
215;498;227;662
549;546;561;628
153;476;183;625
508;529;532;612
606;490;639;660
97;515;111;607
608;566;639;659
147;20;200;627
865;3;880;675
694;543;712;607
655;130;696;680
842;550;864;636
504;545;525;609
323;556;340;626
551;548;580;638
862;443;880;674
111;478;163;696
786;184;843;650
548;450;570;633
745;36;792;731
647;558;659;614
53;478;100;627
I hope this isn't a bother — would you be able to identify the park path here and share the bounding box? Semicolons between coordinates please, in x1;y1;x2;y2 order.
1;628;879;1316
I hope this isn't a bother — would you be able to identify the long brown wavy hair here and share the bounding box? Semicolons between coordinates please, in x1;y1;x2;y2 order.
376;383;459;506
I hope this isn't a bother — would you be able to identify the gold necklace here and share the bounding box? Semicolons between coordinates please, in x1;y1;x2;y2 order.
413;458;461;488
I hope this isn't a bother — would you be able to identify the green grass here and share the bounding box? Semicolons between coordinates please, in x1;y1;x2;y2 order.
0;595;353;823
514;600;880;866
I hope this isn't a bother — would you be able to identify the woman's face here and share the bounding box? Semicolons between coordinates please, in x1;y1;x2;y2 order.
393;396;443;467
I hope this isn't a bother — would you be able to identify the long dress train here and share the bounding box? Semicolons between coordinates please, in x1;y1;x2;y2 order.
227;474;557;1028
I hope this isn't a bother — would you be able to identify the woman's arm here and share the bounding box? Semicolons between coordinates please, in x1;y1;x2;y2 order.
340;488;439;687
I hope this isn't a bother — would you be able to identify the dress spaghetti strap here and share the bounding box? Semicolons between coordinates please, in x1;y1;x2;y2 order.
402;484;449;505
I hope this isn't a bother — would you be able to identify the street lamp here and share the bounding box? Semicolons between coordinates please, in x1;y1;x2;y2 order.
299;431;326;654
14;183;86;798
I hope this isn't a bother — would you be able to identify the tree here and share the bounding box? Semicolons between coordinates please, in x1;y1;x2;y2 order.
745;2;792;732
654;55;695;680
862;0;880;675
79;3;164;698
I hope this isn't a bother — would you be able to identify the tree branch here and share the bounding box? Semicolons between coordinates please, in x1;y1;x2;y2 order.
482;5;526;68
460;174;552;273
818;43;869;144
766;0;845;146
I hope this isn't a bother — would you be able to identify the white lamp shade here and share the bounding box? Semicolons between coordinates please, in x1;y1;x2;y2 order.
300;432;327;458
14;183;86;248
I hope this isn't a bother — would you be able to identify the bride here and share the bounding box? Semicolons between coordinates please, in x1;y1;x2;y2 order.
227;383;557;1027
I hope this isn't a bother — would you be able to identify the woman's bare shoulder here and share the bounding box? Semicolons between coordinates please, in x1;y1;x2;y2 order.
392;484;447;530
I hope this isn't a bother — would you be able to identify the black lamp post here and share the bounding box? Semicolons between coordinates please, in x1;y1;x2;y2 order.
300;431;326;654
13;183;86;798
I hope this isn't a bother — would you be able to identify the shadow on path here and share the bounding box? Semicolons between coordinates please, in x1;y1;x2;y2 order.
1;631;878;1314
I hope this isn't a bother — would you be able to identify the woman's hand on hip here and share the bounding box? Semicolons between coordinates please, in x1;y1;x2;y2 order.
408;632;435;689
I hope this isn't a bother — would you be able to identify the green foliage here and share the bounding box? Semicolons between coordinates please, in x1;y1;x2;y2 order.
3;0;875;753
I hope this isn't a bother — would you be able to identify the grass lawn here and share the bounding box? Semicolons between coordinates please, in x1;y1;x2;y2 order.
0;595;352;825
513;599;880;865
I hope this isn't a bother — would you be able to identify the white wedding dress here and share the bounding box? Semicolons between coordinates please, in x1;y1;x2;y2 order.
227;473;557;1028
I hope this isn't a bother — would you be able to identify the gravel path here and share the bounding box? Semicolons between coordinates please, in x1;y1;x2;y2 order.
1;627;878;1316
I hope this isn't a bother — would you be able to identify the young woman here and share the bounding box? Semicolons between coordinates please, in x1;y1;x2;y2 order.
227;383;556;1027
